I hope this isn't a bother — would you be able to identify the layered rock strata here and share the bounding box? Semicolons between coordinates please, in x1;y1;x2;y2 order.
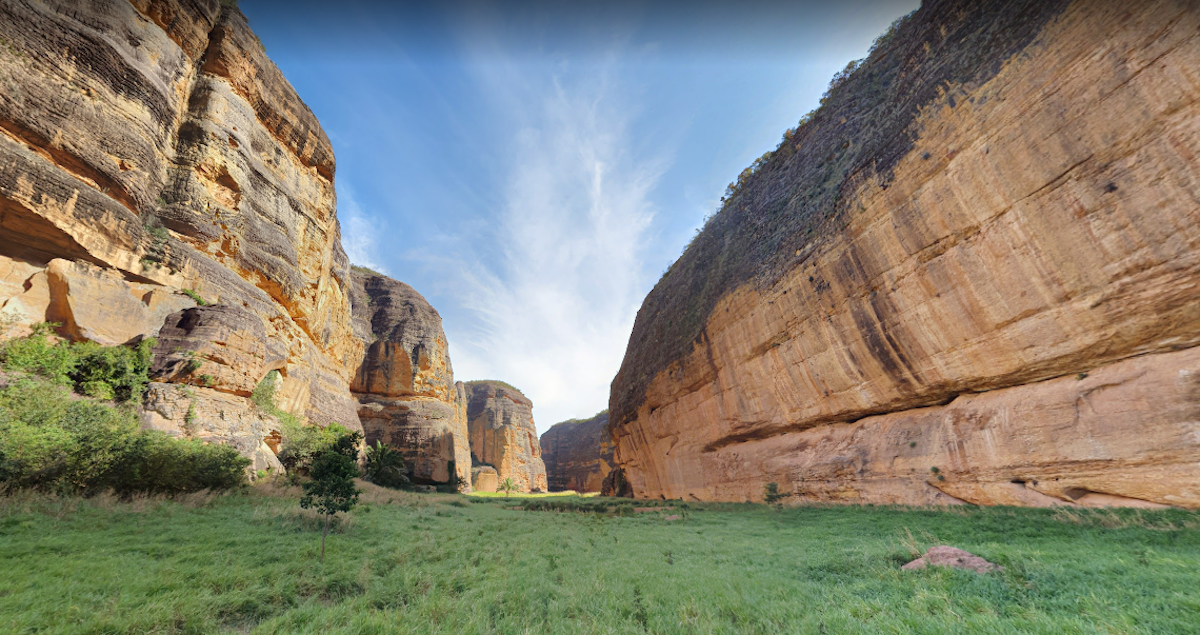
0;1;362;468
465;381;548;493
349;268;471;488
540;411;614;492
609;0;1200;507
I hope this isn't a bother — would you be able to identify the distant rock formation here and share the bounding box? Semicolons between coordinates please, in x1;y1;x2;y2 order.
540;411;613;492
608;0;1200;507
0;1;366;468
465;381;548;493
349;269;471;488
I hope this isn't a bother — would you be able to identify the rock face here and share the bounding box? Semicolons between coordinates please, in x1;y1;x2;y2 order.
540;411;614;492
609;0;1200;507
349;268;471;488
465;381;548;493
0;1;363;468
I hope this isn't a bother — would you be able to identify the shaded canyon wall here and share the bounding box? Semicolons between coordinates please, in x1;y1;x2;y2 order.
540;411;614;493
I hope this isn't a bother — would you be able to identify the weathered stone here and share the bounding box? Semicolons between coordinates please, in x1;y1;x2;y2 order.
149;304;282;396
0;1;363;445
466;381;548;493
471;465;499;493
350;269;470;488
902;547;1003;573
609;0;1200;506
141;382;283;474
540;411;614;492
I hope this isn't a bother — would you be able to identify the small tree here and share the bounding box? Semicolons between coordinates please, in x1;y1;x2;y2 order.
764;482;787;510
300;450;360;562
500;477;517;498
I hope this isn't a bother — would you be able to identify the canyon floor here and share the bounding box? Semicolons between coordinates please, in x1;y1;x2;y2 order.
2;488;1198;634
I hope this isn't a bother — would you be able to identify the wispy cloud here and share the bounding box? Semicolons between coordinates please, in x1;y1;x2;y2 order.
440;45;669;429
338;183;391;276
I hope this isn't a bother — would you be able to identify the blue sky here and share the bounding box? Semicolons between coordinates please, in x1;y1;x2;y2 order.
242;0;918;430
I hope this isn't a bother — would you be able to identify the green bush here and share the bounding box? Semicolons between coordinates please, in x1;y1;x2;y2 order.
252;370;361;475
363;441;409;490
0;327;155;402
0;376;248;494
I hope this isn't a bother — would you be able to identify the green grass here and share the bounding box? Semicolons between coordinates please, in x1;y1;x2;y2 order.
1;486;1198;634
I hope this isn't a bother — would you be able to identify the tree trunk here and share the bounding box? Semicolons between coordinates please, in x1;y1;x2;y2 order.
321;514;329;562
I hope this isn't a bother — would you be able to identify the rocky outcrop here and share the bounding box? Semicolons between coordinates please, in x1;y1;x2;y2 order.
0;1;362;468
465;381;548;493
471;465;498;493
349;269;471;488
540;411;613;492
609;0;1200;507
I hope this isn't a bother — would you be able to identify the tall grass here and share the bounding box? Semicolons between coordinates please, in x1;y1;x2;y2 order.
1;489;1197;634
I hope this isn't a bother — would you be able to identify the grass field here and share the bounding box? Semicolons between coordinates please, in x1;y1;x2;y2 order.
1;484;1198;634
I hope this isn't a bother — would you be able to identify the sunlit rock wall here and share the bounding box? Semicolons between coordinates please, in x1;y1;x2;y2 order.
0;0;362;467
466;380;548;493
609;0;1200;508
350;268;471;489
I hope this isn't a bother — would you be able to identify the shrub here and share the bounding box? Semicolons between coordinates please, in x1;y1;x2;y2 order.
363;441;409;490
0;328;155;402
0;376;248;494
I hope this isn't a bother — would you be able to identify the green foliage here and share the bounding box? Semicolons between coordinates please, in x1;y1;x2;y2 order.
0;328;155;402
180;288;207;306
0;376;248;494
499;477;517;497
2;495;1199;632
70;338;156;402
763;482;787;506
251;370;358;474
363;441;409;489
0;323;75;385
300;449;360;561
350;264;383;277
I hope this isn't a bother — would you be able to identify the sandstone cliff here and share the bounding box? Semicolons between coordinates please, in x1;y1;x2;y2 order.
540;411;613;492
0;1;362;468
465;380;548;492
350;267;471;488
609;0;1200;508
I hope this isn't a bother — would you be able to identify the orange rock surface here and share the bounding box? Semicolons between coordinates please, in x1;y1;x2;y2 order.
609;0;1200;507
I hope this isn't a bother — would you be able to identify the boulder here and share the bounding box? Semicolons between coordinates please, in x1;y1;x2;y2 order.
902;547;1003;574
471;465;499;493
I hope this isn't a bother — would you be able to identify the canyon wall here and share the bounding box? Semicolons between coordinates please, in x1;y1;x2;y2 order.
609;0;1200;507
350;268;471;488
465;380;548;493
0;0;362;467
540;411;613;492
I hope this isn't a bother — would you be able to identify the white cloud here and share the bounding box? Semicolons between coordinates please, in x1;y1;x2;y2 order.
338;183;390;276
442;53;668;431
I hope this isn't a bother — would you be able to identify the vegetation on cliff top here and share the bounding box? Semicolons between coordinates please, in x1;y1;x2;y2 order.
2;489;1197;633
609;0;1072;430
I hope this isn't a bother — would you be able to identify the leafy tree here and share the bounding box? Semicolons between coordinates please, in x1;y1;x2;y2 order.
363;440;409;489
300;449;360;562
500;477;517;498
